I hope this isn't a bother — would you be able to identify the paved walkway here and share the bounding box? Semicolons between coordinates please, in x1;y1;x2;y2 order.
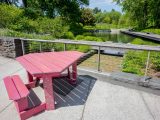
1;56;160;120
121;30;160;42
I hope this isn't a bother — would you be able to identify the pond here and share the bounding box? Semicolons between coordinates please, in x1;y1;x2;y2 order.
89;29;159;45
87;29;134;43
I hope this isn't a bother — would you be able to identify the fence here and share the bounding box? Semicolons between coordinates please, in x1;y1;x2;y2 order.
18;38;160;79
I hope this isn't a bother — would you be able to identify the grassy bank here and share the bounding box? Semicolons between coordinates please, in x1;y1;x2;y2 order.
84;23;127;31
142;29;160;35
0;28;104;52
122;28;160;76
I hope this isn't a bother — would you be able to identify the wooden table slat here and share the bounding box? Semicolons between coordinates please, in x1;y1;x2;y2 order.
16;57;42;74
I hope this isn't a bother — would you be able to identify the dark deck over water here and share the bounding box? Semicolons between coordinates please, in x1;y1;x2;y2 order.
121;30;160;42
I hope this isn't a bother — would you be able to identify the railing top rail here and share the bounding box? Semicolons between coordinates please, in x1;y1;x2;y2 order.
20;38;160;51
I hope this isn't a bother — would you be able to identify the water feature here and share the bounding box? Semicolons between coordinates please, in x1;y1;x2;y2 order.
91;29;135;43
89;29;160;44
85;29;159;55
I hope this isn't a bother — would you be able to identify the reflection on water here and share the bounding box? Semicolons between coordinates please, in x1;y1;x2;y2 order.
92;30;135;43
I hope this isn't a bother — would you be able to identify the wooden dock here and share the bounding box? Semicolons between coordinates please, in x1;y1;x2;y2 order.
121;30;160;42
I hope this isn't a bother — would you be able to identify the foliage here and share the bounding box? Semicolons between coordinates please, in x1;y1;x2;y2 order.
36;17;69;38
122;51;160;75
10;17;39;33
69;23;84;35
113;0;160;29
122;51;148;75
93;7;101;14
142;29;160;35
109;9;121;25
94;12;106;23
131;38;159;46
23;7;42;19
80;8;96;26
75;35;103;41
64;32;75;39
118;13;131;27
75;35;85;40
77;45;90;52
94;9;122;26
0;4;23;28
0;28;54;39
84;36;102;41
21;0;89;23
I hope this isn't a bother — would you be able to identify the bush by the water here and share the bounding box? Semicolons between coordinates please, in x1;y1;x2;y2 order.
75;35;103;41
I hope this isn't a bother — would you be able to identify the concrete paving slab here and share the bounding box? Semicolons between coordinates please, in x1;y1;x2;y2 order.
1;56;160;120
0;60;23;80
0;56;14;65
82;80;160;120
0;103;19;120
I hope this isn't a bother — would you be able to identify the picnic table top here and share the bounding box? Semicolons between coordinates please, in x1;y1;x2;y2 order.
16;51;84;76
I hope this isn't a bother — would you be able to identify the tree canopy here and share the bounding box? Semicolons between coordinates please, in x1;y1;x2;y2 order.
113;0;160;28
80;8;96;26
1;0;89;23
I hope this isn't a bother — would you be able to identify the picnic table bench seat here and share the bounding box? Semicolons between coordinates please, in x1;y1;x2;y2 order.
3;75;46;120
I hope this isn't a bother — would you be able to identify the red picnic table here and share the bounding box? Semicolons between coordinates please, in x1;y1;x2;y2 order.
16;51;84;110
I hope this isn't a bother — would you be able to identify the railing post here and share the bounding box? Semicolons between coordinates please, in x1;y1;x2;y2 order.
144;51;151;78
97;46;101;71
64;43;66;51
39;42;42;52
21;39;25;55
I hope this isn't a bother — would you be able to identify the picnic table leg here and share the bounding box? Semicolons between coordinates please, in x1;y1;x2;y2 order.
43;76;55;110
27;71;33;83
71;62;77;84
67;68;71;79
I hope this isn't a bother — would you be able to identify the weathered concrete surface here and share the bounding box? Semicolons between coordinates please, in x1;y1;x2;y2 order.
1;56;160;120
82;80;160;120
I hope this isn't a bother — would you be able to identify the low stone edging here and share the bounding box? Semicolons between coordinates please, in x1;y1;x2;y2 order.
0;37;23;58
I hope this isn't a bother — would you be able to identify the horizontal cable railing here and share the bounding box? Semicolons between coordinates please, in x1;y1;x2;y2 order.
18;38;160;82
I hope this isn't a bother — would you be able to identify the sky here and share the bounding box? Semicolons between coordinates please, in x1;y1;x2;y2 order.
88;0;122;12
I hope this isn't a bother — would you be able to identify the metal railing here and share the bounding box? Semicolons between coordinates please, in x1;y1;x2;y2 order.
19;38;160;80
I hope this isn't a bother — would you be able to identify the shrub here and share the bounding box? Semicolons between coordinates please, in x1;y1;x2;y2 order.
75;35;85;40
0;4;23;28
84;36;103;41
122;51;160;75
122;51;147;75
37;17;69;38
64;32;74;39
77;45;90;52
5;29;54;39
80;8;96;26
151;53;160;71
23;7;42;19
10;17;39;33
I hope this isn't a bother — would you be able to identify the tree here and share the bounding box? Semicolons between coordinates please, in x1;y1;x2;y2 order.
94;12;107;23
21;0;89;23
103;16;111;24
113;0;160;28
109;9;121;25
93;7;101;14
80;8;96;26
0;0;19;6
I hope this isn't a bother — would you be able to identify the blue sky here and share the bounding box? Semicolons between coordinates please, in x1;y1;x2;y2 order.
88;0;122;12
